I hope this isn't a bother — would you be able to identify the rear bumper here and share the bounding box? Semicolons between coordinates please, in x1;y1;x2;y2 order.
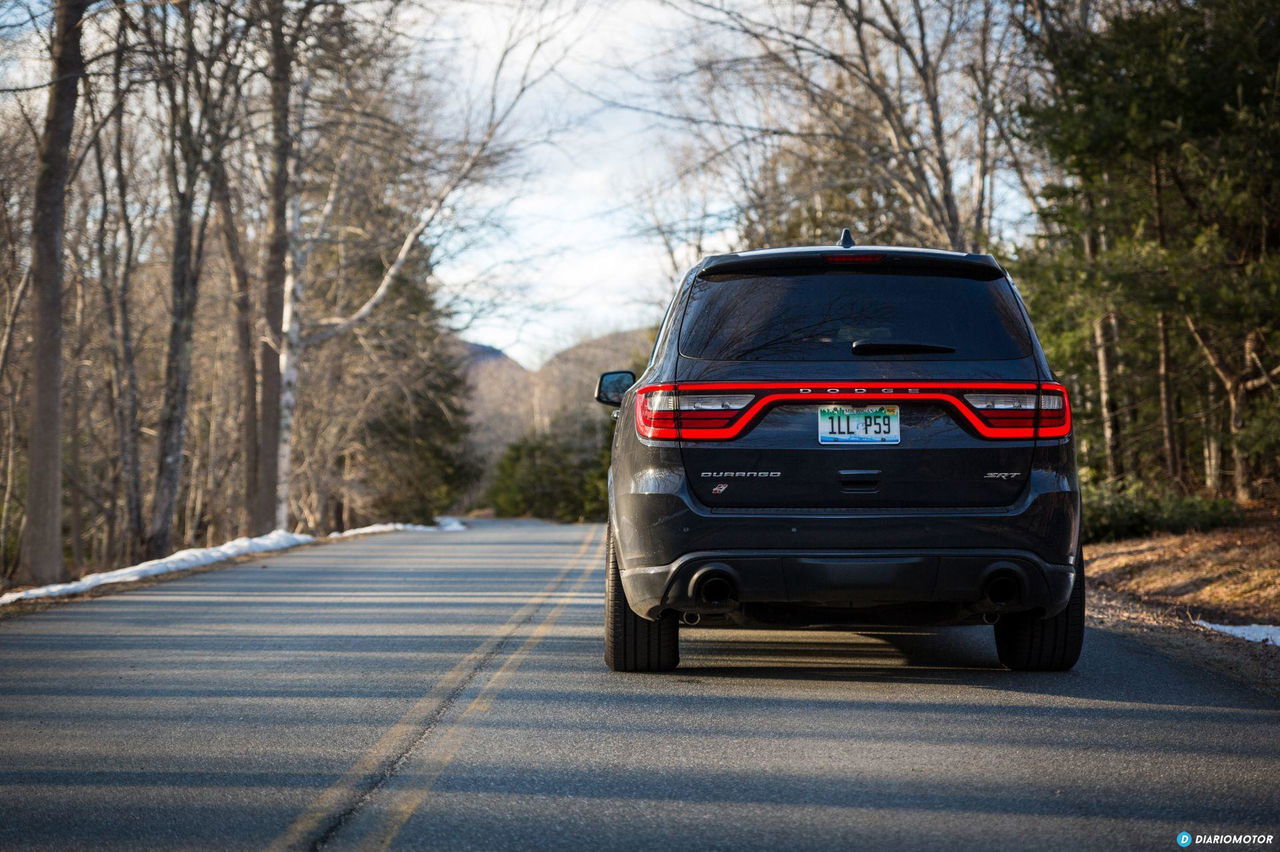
610;444;1080;622
620;547;1076;622
614;465;1079;567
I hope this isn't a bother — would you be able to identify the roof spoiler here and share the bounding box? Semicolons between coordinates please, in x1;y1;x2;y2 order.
699;249;1005;280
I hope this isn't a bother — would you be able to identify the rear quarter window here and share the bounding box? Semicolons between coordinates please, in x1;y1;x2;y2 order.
679;272;1033;361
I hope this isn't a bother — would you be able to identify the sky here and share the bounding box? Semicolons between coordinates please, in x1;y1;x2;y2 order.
443;1;711;368
1;0;718;370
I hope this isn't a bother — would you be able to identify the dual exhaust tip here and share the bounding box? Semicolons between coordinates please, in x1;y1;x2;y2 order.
979;571;1021;625
697;574;736;605
981;567;1022;608
683;564;739;623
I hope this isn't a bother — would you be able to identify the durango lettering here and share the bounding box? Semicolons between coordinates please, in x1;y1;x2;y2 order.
700;471;782;477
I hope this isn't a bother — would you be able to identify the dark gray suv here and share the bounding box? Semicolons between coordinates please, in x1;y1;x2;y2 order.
595;239;1083;673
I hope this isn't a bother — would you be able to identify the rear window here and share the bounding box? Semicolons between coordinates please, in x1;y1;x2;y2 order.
678;272;1033;361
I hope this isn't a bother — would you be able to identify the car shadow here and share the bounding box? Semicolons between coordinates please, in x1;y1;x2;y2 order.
669;623;1271;708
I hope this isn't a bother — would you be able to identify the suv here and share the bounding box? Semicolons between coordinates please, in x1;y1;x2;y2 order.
594;237;1083;673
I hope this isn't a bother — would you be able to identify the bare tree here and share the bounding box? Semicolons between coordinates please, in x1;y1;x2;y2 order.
20;0;93;585
1184;320;1280;503
643;0;1038;251
136;0;253;558
269;3;576;529
249;0;331;535
82;11;148;561
208;144;258;535
0;0;584;582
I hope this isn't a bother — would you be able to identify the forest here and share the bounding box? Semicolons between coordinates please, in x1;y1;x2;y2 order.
2;0;1278;589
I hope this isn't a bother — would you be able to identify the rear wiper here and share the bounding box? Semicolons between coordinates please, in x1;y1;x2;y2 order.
850;339;956;355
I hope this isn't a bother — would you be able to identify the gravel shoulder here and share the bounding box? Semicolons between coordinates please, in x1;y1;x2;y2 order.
1082;508;1279;697
1085;508;1280;624
1087;576;1280;700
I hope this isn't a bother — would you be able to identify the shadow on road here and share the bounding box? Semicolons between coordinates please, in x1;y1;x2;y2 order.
668;623;1268;708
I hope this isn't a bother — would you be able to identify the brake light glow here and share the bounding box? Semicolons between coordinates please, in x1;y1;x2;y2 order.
634;382;1071;441
825;254;883;264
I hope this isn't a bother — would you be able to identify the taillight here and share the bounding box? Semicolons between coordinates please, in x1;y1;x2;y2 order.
635;386;754;439
964;393;1039;429
1035;384;1071;437
678;394;755;410
963;385;1070;437
633;381;1070;441
635;388;677;439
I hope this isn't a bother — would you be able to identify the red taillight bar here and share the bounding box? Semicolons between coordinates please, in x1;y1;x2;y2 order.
634;381;1071;441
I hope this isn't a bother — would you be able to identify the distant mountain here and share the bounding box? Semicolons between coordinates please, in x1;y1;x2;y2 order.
458;341;519;369
531;328;654;431
455;340;530;478
458;327;656;499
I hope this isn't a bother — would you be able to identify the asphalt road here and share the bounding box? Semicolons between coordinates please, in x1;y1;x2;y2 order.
1;519;1277;851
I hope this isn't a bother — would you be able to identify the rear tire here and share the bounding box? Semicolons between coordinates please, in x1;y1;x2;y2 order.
994;558;1085;671
604;528;679;672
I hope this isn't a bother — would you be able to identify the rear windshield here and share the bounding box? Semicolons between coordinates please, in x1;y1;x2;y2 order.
679;272;1033;361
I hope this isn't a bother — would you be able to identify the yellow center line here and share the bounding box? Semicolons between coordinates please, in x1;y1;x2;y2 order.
366;539;604;850
265;526;600;852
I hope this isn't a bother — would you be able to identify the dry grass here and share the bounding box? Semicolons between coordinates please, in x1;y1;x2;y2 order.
1085;506;1280;624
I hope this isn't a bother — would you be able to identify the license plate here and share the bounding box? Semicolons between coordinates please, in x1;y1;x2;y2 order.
818;404;900;444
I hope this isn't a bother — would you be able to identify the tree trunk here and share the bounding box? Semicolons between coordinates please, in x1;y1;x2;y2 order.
1092;315;1122;481
275;264;302;531
1109;313;1138;477
20;0;92;586
256;0;293;534
92;41;144;562
145;188;202;559
1203;381;1221;495
68;288;84;576
209;155;259;535
111;104;144;560
333;452;346;532
1183;315;1267;504
182;421;202;546
1;392;20;582
1227;385;1250;504
1156;312;1180;483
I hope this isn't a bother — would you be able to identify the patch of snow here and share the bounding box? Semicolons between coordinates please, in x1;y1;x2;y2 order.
327;518;467;538
0;530;315;607
0;518;469;609
1195;620;1280;646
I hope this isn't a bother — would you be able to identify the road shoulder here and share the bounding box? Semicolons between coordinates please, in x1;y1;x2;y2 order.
1088;583;1280;700
0;525;452;621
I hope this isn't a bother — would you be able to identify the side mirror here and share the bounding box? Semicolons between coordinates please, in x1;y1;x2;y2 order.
595;370;635;407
